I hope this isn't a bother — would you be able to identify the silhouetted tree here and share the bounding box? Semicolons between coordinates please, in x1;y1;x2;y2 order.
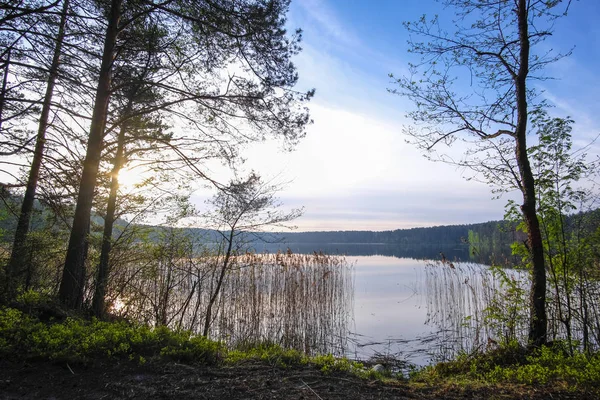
7;0;70;299
202;172;302;336
60;0;313;309
389;0;574;345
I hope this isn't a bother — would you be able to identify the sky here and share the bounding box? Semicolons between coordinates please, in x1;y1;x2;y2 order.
196;0;600;232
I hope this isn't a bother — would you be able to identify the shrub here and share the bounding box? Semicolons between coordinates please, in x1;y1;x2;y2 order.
413;340;600;392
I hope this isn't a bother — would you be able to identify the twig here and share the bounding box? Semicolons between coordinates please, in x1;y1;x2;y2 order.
300;379;323;400
66;363;75;375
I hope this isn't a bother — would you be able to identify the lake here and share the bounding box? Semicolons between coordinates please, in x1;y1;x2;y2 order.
350;255;433;363
116;242;519;367
249;243;513;366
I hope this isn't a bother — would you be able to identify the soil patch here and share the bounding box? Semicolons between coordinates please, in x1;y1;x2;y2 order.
0;359;593;399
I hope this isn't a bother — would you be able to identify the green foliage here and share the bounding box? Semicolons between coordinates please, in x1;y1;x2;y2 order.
15;289;46;306
485;345;600;388
12;290;63;320
497;112;600;352
414;341;600;391
10;305;598;390
226;341;371;377
158;330;222;364
0;307;39;354
483;267;528;342
467;230;480;257
0;307;223;365
21;229;68;290
311;353;365;375
226;341;306;367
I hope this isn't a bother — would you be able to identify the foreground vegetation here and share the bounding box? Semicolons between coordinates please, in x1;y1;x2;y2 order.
416;342;600;390
2;301;599;398
0;301;364;374
2;3;600;398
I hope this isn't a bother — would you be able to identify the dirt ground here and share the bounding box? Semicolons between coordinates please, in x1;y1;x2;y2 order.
0;359;594;400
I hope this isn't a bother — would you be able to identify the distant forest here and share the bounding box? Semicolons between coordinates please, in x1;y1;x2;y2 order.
3;195;599;256
265;221;519;246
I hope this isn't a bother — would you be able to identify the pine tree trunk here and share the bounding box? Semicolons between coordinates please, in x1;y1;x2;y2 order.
91;100;131;318
7;0;70;299
59;0;122;309
0;48;10;133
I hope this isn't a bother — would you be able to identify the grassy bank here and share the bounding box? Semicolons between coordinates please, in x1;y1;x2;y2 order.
412;342;600;390
1;300;599;398
0;301;369;377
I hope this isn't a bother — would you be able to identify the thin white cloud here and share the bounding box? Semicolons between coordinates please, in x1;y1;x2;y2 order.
188;1;600;232
286;186;509;231
295;0;361;48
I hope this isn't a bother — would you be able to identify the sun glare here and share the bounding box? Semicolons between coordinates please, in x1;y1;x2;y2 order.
117;167;145;191
110;297;126;313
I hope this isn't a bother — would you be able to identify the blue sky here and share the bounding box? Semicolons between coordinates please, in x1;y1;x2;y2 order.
205;0;600;232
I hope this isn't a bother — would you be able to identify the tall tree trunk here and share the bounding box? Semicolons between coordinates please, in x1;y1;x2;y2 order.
6;0;70;300
91;108;129;318
515;0;546;346
91;89;138;317
0;48;10;133
59;0;122;309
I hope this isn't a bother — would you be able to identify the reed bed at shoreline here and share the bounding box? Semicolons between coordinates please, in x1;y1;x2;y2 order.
112;251;354;356
424;260;600;361
424;261;527;360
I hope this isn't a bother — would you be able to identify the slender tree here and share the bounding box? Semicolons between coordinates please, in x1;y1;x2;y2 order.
202;173;302;336
529;112;591;353
59;0;122;308
389;0;574;345
6;0;70;298
91;63;170;317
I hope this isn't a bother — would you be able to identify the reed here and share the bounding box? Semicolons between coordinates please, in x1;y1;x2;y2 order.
423;261;528;361
424;259;600;360
112;249;354;356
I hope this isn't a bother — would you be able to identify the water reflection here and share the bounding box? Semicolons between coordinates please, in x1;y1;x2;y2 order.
349;256;430;363
252;242;515;266
114;245;521;366
347;256;518;366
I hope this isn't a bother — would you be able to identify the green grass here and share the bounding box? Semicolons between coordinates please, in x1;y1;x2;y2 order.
225;341;381;378
1;303;599;394
412;341;600;392
0;306;223;365
0;304;385;379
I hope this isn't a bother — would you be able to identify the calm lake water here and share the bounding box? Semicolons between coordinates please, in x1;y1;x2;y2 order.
350;255;433;363
252;243;504;366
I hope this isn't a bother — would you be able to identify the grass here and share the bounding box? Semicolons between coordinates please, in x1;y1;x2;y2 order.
412;340;600;392
1;301;599;395
0;303;385;381
0;303;223;365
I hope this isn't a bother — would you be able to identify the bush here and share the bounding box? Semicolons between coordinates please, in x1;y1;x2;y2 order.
485;345;600;388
